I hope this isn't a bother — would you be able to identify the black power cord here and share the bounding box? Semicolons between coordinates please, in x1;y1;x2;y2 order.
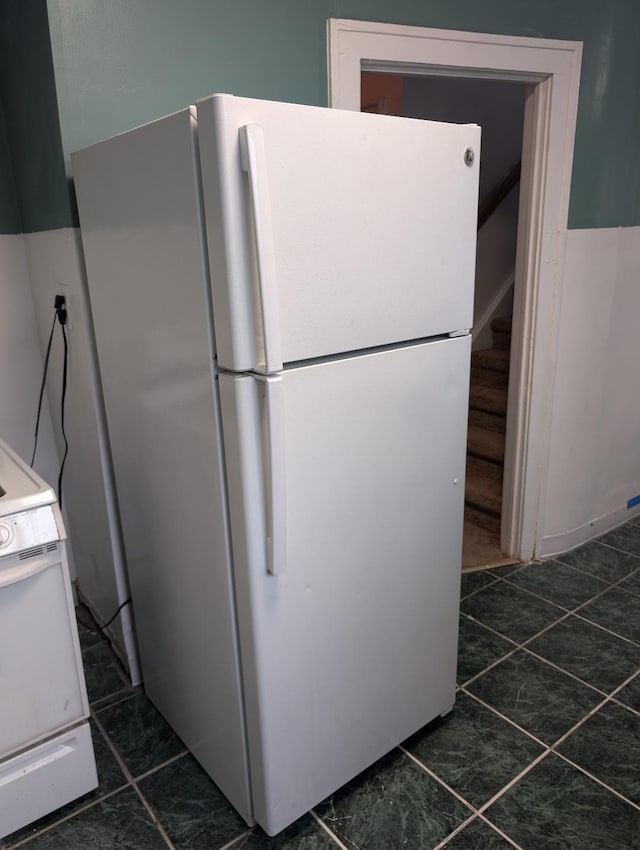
31;295;69;509
57;307;69;510
30;311;57;467
76;597;132;634
32;295;131;635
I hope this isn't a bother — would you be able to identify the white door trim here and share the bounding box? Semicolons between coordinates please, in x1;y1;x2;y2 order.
327;19;582;561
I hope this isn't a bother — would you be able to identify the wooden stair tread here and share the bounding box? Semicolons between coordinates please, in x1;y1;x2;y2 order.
469;384;508;417
464;316;512;565
465;456;503;515
468;408;507;435
467;424;505;463
465;505;501;535
471;366;508;391
471;348;510;374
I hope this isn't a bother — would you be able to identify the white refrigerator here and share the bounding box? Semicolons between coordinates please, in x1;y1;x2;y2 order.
72;94;480;836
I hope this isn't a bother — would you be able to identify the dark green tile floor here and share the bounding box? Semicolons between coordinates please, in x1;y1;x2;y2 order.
3;521;640;849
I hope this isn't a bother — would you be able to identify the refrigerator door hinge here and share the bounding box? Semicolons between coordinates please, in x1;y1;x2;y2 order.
448;329;470;338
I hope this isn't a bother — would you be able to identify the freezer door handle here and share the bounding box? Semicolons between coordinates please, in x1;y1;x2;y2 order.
259;375;287;575
239;123;283;375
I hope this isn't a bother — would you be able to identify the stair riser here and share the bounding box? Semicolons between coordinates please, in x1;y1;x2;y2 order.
465;327;511;539
468;409;507;434
469;386;508;417
465;506;501;535
467;443;504;465
471;349;510;374
492;331;511;352
470;367;508;391
491;316;512;335
466;456;503;515
465;494;502;517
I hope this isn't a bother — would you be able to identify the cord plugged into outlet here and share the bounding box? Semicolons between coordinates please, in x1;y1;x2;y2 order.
54;290;71;328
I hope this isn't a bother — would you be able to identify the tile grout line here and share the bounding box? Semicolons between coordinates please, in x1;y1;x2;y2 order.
400;746;477;813
551;667;640;749
552;548;640;593
475;813;525;849
501;550;640;623
608;668;640;716
91;711;143;786
397;751;494;850
456;566;640;824
552;750;640;813
499;569;613;618
458;611;522;647
461;562;640;692
129;749;190;783
458;607;576;692
459;576;501;603
401;743;550;849
516;646;610;698
92;688;145;716
218;829;254;850
570;609;640;649
459;688;549;749
128;784;177;850
611;693;640;717
92;712;176;849
458;643;521;691
587;538;640;559
79;634;131;690
310;809;351;849
429;813;481;850
4;787;128;850
473;750;553;817
89;685;138;713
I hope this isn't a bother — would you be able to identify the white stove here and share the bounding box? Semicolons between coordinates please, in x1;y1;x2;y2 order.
0;438;97;838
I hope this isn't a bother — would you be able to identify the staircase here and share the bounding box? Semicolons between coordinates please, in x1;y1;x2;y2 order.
465;315;512;541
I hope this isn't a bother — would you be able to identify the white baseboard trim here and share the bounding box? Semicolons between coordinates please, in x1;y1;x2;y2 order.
539;503;640;558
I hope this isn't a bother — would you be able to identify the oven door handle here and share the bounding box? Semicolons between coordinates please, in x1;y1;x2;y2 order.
0;554;53;589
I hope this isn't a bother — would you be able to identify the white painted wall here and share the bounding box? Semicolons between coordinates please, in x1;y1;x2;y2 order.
0;233;58;488
540;226;640;555
23;228;139;679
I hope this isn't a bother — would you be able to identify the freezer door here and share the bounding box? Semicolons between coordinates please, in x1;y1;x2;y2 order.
219;335;470;835
197;94;480;372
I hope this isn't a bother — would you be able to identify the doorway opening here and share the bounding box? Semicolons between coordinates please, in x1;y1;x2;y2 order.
328;20;582;566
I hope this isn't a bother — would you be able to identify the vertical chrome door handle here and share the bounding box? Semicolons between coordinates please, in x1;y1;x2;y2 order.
260;375;286;575
239;123;283;375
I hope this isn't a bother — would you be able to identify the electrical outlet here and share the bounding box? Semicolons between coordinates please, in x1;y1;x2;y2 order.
56;284;73;330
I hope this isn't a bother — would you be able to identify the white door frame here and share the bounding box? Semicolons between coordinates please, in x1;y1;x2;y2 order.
327;19;582;561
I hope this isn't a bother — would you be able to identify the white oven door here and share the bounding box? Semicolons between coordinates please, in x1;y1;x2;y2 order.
0;543;88;758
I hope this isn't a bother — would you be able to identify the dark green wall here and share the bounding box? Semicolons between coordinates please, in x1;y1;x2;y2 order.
5;0;640;232
0;95;20;233
0;0;72;233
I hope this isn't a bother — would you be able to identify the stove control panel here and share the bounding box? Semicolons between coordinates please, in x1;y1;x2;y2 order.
0;506;60;559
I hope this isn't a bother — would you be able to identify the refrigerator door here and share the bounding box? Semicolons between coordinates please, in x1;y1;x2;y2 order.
72;109;253;822
197;94;480;372
219;334;471;835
